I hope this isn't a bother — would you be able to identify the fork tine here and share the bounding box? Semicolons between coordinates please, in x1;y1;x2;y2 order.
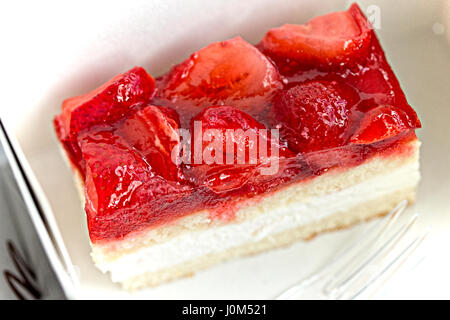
327;200;407;269
325;214;419;297
320;202;408;293
347;228;430;300
275;201;407;300
329;200;408;266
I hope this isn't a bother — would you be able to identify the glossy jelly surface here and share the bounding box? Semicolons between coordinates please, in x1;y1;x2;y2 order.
54;4;420;241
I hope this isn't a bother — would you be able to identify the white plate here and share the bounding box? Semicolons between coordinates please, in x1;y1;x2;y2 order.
0;0;449;299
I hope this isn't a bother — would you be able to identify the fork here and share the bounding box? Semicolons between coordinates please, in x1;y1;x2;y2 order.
276;200;430;300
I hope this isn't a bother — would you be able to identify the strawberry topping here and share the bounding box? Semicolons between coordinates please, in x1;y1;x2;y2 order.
186;106;294;193
53;3;421;241
160;37;282;113
54;67;155;173
81;130;190;240
59;67;154;138
350;105;421;144
273;80;359;153
118;104;183;182
259;4;371;71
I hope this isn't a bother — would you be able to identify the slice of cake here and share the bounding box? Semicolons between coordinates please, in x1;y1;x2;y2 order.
54;3;421;290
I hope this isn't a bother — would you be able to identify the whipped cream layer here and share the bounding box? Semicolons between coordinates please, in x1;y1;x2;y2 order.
96;160;420;283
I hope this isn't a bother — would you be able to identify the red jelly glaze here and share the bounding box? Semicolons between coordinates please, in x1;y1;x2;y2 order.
154;36;283;127
54;66;155;175
258;3;372;71
54;3;421;242
185;105;295;194
117;104;184;182
272;80;360;154
80;130;192;240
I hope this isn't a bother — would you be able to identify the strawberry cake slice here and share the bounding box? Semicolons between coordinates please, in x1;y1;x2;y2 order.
54;4;421;290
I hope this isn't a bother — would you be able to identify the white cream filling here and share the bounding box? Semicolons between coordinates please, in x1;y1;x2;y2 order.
97;161;420;283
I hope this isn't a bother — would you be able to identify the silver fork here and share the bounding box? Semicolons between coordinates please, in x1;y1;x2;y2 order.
276;200;430;300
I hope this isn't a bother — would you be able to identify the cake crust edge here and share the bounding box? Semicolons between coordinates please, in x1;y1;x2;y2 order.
121;185;416;290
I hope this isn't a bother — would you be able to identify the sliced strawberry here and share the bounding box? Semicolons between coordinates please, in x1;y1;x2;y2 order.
58;67;155;138
81;131;153;217
187;106;294;193
54;67;155;174
117;104;182;182
191;105;290;164
341;37;422;129
186;164;255;194
161;37;282;112
198;105;265;131
80;130;190;240
259;3;371;70
350;105;421;144
273;80;359;154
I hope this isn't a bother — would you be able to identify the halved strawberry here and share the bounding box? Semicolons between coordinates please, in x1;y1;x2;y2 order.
259;3;372;70
54;67;155;173
194;105;265;162
161;37;282;112
272;80;359;154
80;130;190;240
350;105;421;144
117;104;183;182
186;106;294;193
197;105;265;132
58;67;155;138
